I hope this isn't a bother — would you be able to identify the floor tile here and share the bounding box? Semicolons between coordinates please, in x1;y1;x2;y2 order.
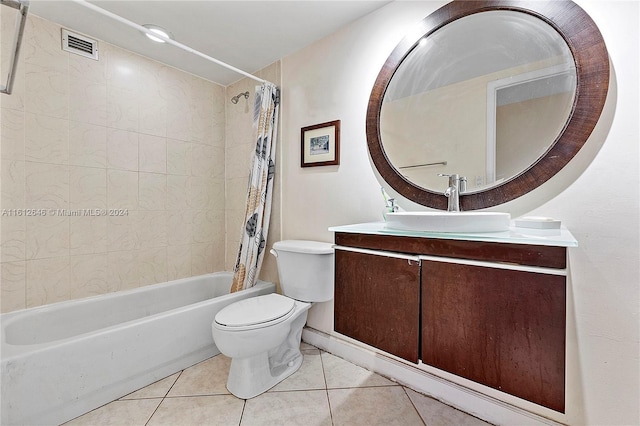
147;395;244;426
120;373;181;400
328;386;424;426
241;390;332;426
270;349;326;392
405;388;492;426
60;344;492;426
300;342;319;353
167;355;231;397
63;399;162;426
321;351;397;389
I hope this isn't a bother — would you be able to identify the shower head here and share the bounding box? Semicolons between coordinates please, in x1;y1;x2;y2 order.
231;91;250;104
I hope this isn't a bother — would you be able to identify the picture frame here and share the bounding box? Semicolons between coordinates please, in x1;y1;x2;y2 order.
300;120;340;167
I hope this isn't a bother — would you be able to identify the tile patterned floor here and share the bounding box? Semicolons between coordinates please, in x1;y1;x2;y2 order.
64;343;492;426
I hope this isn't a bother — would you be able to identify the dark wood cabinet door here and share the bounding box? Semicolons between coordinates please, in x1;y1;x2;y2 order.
421;260;566;412
334;248;420;363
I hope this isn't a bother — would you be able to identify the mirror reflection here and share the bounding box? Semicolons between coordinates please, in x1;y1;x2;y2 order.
380;10;576;193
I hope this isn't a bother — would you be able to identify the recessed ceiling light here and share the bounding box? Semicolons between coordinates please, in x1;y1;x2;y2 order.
142;24;174;43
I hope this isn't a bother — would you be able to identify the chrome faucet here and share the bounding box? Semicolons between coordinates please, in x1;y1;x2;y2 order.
438;173;467;212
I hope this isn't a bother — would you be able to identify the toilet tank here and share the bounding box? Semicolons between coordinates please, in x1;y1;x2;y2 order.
271;240;334;302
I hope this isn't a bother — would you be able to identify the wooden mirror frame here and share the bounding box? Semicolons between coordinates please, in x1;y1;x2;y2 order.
366;0;609;210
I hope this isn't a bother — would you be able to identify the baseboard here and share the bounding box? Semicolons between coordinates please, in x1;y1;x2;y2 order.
302;327;565;426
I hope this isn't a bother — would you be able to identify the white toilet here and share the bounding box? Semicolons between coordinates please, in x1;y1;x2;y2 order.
211;240;334;399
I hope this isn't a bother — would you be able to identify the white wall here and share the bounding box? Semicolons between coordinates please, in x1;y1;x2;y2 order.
281;1;639;425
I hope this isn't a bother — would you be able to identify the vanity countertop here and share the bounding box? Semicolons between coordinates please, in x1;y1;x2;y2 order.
329;222;578;248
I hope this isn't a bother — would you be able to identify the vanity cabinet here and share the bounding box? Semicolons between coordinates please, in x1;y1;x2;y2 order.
421;259;566;413
335;247;420;363
332;227;571;413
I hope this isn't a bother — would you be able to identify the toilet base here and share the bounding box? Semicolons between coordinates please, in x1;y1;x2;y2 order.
225;310;308;399
226;350;304;399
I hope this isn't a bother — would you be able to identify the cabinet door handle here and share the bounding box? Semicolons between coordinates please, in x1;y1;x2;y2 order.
418;255;567;276
334;245;421;263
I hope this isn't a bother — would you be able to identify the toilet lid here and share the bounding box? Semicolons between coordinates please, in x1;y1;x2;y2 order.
215;293;295;328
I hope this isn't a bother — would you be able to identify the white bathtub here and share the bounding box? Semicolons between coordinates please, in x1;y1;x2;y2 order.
0;272;275;426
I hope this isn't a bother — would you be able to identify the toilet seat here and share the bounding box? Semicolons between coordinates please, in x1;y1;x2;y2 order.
214;293;296;331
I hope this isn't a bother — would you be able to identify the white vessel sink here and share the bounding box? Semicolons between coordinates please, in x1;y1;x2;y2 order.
385;211;511;233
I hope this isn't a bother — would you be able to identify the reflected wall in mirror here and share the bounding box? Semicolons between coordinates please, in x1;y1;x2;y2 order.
367;0;609;210
381;11;576;193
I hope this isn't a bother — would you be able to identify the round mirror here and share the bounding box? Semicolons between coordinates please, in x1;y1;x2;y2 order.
367;0;609;210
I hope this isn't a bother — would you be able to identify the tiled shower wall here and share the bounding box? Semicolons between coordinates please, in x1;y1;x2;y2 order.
0;14;228;312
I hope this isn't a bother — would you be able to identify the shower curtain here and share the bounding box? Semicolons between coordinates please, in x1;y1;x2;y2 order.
230;82;280;293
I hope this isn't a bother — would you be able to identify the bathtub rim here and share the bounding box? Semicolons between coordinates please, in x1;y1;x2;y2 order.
1;272;274;358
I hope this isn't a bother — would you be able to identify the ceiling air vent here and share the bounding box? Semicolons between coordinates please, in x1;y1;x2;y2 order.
61;29;98;60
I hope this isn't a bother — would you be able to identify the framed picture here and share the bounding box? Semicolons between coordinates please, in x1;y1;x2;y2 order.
301;120;340;167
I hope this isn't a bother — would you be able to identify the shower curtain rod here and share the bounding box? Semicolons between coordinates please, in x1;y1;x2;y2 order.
0;0;29;95
70;0;268;84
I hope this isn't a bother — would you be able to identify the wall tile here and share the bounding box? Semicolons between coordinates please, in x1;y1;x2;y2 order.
138;172;166;210
191;243;214;275
107;210;139;252
107;169;138;210
192;210;214;244
70;215;107;256
139;134;167;173
24;63;68;119
188;176;211;210
107;128;138;171
164;67;192;142
70;253;108;299
209;178;225;211
138;60;166;137
166;175;189;211
190;144;214;177
25;214;69;259
70;166;107;210
25;113;69;164
226;209;245;271
139;93;166;138
1;214;26;262
67;33;107;133
107;250;138;292
137;210;167;248
105;44;140;91
167;211;193;246
139;247;167;286
190;76;215;145
226;177;248;212
23;15;67;71
211;98;225;148
1;108;25;161
167;244;191;281
1;261;26;312
211;147;225;179
69;81;107;126
69;121;107;168
211;234;226;272
1;9;25;111
226;142;253;179
167;139;191;176
26;256;70;308
0;67;25;111
107;85;138;131
5;14;233;312
1;160;25;208
69;49;106;84
25;162;68;209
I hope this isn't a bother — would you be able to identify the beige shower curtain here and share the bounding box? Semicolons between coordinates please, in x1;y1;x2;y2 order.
230;82;280;293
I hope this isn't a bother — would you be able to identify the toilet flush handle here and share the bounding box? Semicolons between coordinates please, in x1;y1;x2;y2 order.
270;249;278;258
